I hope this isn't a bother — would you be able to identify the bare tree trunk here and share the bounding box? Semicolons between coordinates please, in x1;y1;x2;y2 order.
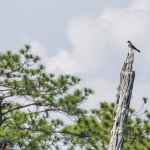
108;48;135;150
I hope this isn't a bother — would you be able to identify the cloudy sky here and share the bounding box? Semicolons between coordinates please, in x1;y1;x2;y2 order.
0;0;150;109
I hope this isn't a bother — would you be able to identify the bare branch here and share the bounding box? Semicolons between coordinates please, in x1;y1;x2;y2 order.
2;102;42;116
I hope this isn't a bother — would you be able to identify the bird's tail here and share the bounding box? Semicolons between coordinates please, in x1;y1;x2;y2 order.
135;49;141;53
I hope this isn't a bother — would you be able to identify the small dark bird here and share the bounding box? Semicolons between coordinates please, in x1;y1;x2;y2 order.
127;41;141;53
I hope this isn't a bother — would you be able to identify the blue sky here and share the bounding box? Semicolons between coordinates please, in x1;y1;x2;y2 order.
0;0;127;51
0;0;150;110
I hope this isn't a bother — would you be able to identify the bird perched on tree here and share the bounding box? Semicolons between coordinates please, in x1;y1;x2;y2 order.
127;41;141;53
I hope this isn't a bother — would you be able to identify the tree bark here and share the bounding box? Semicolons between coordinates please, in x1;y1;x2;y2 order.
108;49;135;150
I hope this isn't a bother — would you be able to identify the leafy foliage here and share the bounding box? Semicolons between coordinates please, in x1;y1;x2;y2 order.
64;102;150;150
0;46;149;150
0;45;93;149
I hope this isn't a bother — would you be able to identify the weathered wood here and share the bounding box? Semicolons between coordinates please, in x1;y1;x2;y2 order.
108;49;135;150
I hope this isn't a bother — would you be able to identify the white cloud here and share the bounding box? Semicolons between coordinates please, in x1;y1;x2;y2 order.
31;0;150;108
129;0;150;10
30;41;48;60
